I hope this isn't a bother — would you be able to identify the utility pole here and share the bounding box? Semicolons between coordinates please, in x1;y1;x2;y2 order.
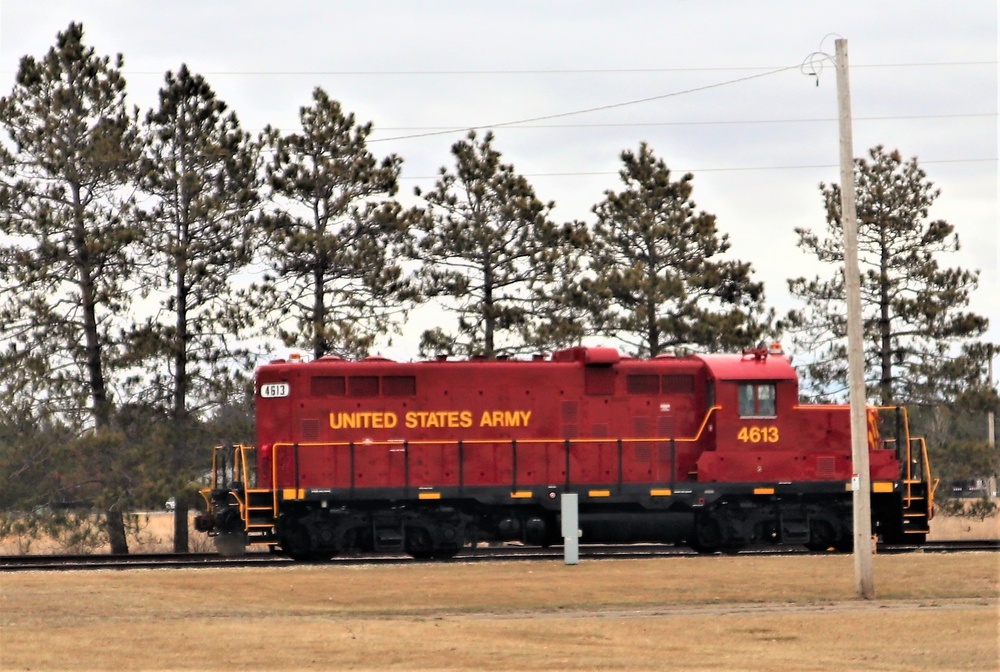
989;343;996;498
988;343;995;447
836;38;875;599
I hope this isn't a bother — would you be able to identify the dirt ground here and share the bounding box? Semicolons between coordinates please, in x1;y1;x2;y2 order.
1;553;997;671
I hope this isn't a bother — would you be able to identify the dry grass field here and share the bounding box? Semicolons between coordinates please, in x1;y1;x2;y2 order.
1;509;997;670
1;553;997;671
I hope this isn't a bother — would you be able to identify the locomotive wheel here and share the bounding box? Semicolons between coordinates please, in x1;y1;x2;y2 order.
278;518;336;561
404;526;434;560
689;515;725;554
805;520;838;552
834;536;854;553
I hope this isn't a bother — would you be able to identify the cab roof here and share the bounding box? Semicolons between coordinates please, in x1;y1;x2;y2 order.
694;352;797;382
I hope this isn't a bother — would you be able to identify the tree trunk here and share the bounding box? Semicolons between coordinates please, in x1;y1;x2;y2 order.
106;509;129;555
173;504;189;553
313;263;326;359
879;227;894;405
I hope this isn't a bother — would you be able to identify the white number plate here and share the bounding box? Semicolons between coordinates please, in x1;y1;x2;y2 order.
260;382;290;398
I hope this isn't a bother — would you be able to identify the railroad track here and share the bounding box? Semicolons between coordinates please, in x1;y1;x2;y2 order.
2;539;996;572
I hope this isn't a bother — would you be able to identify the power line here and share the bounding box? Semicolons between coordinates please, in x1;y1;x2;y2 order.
396;157;998;181
370;65;805;143
367;113;996;133
97;61;997;77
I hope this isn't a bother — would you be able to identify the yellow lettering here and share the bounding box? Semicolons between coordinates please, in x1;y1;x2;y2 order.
737;425;780;443
331;412;398;430
336;409;542;430
478;409;533;427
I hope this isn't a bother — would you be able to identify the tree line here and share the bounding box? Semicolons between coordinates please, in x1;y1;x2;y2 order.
0;24;994;553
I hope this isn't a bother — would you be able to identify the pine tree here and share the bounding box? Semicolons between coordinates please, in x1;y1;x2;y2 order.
588;143;769;356
134;65;262;551
254;88;414;360
786;146;988;405
413;130;566;358
135;64;261;418
0;23;142;553
520;220;593;353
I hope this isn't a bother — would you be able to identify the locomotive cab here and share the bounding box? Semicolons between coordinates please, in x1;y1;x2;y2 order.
695;345;802;482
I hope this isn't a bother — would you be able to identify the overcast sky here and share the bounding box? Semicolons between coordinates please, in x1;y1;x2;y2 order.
1;1;996;368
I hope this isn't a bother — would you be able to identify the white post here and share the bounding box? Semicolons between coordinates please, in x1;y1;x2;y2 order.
989;343;996;497
561;493;579;565
836;38;875;599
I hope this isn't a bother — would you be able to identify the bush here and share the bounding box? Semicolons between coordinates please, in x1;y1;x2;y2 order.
936;495;998;520
966;496;998;520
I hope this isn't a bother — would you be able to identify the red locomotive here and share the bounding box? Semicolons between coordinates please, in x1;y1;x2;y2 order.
196;345;934;559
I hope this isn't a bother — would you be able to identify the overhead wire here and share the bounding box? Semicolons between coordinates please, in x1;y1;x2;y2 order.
395;157;998;181
368;64;804;143
109;61;997;77
367;113;996;133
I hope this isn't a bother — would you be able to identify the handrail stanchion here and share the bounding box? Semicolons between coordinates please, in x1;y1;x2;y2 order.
617;438;624;494
271;443;280;515
349;441;355;500
670;437;676;492
564;439;571;489
458;439;464;494
511;439;518;493
403;440;409;498
294;443;300;493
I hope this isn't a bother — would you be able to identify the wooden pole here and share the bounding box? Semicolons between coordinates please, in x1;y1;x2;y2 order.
989;343;996;498
836;38;875;599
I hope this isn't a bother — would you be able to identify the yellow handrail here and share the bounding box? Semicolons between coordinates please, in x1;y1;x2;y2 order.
265;408;722;510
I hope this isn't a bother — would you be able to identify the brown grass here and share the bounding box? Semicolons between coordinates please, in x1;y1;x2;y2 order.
1;553;997;671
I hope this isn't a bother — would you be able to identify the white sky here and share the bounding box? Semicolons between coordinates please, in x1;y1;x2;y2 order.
1;1;996;372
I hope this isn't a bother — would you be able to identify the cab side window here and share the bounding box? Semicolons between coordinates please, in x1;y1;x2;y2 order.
738;383;776;417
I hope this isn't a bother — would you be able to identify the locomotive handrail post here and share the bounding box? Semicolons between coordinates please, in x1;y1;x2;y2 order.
403;440;410;498
349;441;355;500
894;406;903;466
564;439;571;490
216;449;226;491
458;439;464;494
617;438;624;494
511;439;518;493
670;437;676;493
271;443;280;514
294;443;300;493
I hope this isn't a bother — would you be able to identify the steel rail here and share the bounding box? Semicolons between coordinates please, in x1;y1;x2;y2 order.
1;540;996;572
